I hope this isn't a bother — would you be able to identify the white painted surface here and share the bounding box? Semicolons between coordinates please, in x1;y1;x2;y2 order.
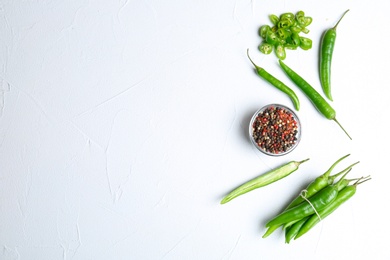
1;0;389;259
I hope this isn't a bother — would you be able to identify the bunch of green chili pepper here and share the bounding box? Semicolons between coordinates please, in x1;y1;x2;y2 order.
285;175;370;243
262;154;369;242
258;11;313;60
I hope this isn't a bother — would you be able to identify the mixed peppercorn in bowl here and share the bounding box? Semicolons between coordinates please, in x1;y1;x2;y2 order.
249;104;301;156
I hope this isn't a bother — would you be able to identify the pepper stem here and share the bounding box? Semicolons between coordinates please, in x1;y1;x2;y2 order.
297;158;310;165
333;118;352;140
334;171;350;190
329;161;360;182
323;154;350;178
354;175;371;186
333;9;349;30
246;49;262;70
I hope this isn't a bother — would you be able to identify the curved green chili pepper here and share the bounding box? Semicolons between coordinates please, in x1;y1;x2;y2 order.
285;216;309;244
320;9;349;101
247;50;300;111
278;59;352;140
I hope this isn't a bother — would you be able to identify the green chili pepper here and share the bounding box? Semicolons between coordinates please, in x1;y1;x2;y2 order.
299;37;312;50
275;44;286;60
265;176;347;227
296;16;306;28
285;44;298;50
258;42;273;55
262;223;280;238
280;12;295;20
301;27;310;34
320;9;349;101
276;28;290;41
294;176;371;240
266;30;279;46
269;14;279;25
285;216;310;244
259;25;271;38
295;11;305;19
304;16;313;27
220;158;309;204
247;50;300;111
286;32;301;47
290;26;302;34
278;59;352;140
278;18;293;29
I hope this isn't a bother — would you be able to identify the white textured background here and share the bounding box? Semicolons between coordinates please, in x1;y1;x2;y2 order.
1;0;389;259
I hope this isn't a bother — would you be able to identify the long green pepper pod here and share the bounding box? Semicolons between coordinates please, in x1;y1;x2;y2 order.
247;49;300;111
278;59;352;140
221;159;309;204
319;10;349;101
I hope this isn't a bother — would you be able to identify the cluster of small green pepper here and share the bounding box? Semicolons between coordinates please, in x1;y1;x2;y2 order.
262;154;370;243
220;154;370;243
258;11;313;60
